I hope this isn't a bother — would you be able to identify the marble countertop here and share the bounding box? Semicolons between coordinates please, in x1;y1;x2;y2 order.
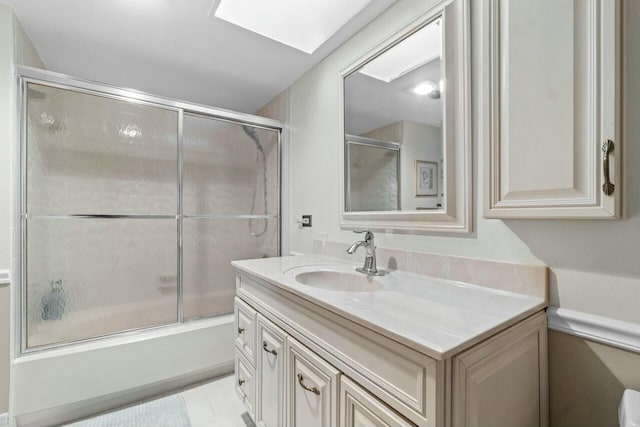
232;254;547;359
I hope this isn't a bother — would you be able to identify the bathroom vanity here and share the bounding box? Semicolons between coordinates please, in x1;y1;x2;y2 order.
232;246;548;427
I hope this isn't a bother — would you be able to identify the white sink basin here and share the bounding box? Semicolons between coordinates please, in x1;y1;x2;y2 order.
294;270;383;292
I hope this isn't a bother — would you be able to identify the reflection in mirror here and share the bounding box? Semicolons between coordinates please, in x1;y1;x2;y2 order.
344;17;443;212
346;136;400;212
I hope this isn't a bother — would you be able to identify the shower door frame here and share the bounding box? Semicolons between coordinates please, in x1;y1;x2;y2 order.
14;65;285;354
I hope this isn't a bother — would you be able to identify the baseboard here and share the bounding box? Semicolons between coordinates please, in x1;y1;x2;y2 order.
547;307;640;353
12;361;233;427
0;412;8;426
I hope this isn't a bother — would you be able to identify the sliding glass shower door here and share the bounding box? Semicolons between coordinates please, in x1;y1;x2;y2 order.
182;114;279;320
22;77;280;350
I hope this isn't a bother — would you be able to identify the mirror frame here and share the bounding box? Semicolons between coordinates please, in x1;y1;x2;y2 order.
338;0;471;234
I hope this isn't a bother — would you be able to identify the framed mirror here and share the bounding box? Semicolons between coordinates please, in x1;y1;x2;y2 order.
339;0;471;233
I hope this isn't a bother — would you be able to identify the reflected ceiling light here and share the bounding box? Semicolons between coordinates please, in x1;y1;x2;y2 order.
211;0;371;54
359;18;441;83
119;124;143;141
412;80;440;99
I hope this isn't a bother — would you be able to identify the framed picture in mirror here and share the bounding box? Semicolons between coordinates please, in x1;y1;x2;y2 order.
415;160;438;197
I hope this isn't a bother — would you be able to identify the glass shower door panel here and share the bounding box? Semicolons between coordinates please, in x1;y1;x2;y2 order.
26;83;178;215
182;114;279;216
25;218;178;348
182;218;278;319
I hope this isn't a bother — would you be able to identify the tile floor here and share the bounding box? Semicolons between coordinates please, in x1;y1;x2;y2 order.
66;374;253;427
181;374;254;427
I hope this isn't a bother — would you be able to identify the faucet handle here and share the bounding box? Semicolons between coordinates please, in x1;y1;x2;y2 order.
353;229;374;241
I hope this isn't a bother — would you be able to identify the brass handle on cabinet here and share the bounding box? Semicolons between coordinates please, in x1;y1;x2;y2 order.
602;140;615;195
238;378;245;386
238;327;245;335
297;374;320;395
262;341;277;356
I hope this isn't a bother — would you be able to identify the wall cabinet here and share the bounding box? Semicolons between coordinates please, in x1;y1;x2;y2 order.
483;0;621;218
234;271;548;427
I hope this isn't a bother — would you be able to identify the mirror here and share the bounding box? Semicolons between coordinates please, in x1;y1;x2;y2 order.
340;0;471;234
344;16;443;212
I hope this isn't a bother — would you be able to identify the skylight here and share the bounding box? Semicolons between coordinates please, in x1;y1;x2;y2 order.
211;0;372;54
358;18;442;83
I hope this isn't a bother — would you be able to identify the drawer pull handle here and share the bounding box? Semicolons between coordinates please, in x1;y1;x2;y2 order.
262;341;277;356
297;374;320;395
238;327;245;335
238;378;245;386
602;140;615;195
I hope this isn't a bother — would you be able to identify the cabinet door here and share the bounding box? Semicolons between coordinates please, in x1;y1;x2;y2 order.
452;312;548;427
256;315;286;427
340;376;415;427
484;0;621;218
287;337;340;427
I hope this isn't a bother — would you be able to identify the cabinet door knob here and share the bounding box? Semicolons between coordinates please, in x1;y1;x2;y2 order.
262;341;277;356
297;373;320;395
238;327;245;335
238;378;245;386
602;140;615;195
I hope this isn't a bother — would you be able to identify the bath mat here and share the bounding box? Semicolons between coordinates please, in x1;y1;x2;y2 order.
66;395;191;427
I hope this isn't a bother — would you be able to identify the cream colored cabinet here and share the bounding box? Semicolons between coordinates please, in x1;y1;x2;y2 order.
484;0;621;218
340;376;415;427
235;273;548;427
256;314;287;427
287;336;340;427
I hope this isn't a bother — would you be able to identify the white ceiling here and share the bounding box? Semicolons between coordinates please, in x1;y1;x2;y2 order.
3;0;395;114
345;58;443;136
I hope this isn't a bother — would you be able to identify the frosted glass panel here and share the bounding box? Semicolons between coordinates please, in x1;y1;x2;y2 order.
26;83;178;215
26;218;178;348
347;143;399;211
183;114;279;215
183;218;278;319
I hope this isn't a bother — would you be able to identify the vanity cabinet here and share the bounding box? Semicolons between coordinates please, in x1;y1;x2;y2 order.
234;271;548;427
483;0;621;218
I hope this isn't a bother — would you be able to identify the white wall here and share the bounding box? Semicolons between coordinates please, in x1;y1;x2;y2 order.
0;5;44;415
401;121;441;210
363;120;442;210
288;0;640;325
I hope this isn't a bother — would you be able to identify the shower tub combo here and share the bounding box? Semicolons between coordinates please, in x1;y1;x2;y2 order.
10;66;283;426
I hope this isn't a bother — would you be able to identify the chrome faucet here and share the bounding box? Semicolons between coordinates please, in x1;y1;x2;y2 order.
346;230;386;276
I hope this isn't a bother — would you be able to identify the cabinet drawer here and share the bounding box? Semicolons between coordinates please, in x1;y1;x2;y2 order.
235;348;256;420
235;297;257;364
340;376;416;427
287;336;340;427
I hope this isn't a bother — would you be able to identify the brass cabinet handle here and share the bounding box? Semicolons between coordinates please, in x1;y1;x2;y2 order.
262;341;277;356
238;378;245;386
602;140;615;195
297;374;320;395
238;327;245;335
